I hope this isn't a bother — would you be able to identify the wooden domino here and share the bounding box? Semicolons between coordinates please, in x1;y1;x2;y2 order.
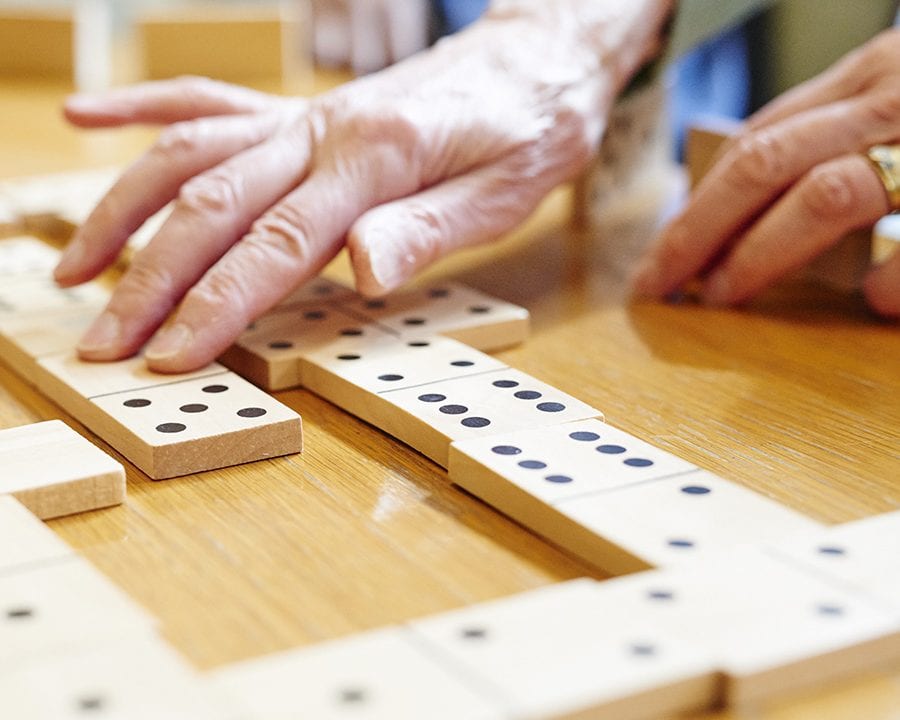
0;556;157;672
304;345;602;467
0;496;73;576
210;625;506;719
0;635;224;720
408;578;717;720
449;419;819;574
766;510;900;618
0;237;303;479
0;420;124;520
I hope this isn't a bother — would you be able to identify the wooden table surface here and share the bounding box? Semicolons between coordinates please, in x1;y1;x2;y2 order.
2;76;899;720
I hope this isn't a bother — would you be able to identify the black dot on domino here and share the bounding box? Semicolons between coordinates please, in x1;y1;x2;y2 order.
680;485;710;495
365;299;386;309
179;404;208;413
818;546;846;556
123;398;151;408
403;317;426;326
647;590;675;601
570;431;599;442
514;390;542;400
304;310;326;320
450;360;474;367
597;444;626;455
667;539;694;549
407;341;430;348
268;340;293;349
468;305;490;314
202;384;228;394
461;417;491;428
537;402;565;413
492;445;521;455
418;393;446;403
428;287;450;298
378;374;404;382
156;423;186;434
6;607;33;620
545;475;573;484
340;328;364;336
237;407;267;418
461;627;487;640
630;643;656;657
624;458;654;467
338;688;367;704
518;460;547;470
492;380;519;388
77;696;105;712
817;604;845;617
337;354;361;361
439;404;468;415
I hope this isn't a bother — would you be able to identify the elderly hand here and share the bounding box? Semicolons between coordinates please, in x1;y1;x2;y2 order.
55;0;674;372
311;0;430;75
633;28;900;318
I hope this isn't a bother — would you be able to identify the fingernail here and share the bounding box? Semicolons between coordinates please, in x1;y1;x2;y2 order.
703;272;732;307
78;312;121;353
54;239;85;282
364;232;410;294
145;323;193;361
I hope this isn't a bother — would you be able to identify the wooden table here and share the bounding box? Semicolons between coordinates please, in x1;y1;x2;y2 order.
2;77;899;720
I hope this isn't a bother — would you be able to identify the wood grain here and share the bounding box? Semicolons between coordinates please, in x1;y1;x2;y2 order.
0;77;898;720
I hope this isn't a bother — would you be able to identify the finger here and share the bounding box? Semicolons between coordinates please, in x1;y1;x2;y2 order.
349;0;390;75
349;162;550;296
76;123;315;363
633;96;900;299
55;112;285;286
384;0;429;63
142;151;420;372
702;154;890;306
864;239;900;319
64;76;281;128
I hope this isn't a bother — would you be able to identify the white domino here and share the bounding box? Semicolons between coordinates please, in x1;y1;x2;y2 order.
0;495;73;576
209;626;507;720
409;578;717;720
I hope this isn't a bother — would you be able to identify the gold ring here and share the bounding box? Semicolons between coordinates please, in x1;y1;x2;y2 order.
865;144;900;211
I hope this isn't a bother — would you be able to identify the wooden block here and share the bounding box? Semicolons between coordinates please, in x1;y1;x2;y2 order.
0;556;156;672
0;9;74;82
274;276;357;309
409;578;717;720
0;420;124;520
220;302;395;391
137;3;307;87
0;636;225;720
209;625;505;720
304;362;603;468
0;273;108;320
337;281;530;352
0;193;20;238
0;496;73;576
873;213;900;265
767;510;900;618
29;355;303;480
600;548;900;708
684;117;741;190
553;469;820;574
0;235;64;277
0;303;101;363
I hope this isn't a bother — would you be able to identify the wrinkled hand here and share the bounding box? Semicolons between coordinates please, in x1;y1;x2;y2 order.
634;28;900;318
312;0;430;75
55;0;674;372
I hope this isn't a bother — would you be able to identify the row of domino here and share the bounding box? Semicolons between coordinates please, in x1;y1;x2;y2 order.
6;421;900;719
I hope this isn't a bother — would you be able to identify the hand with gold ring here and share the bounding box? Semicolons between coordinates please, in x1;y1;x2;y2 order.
633;27;900;318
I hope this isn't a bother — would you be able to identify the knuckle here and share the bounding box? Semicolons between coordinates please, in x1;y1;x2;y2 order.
798;163;859;218
247;204;315;265
863;88;900;128
177;170;243;216
153;122;199;159
728;130;786;188
184;270;250;319
120;256;175;299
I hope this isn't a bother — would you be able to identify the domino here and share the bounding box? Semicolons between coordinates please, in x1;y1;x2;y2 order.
304;351;602;467
337;281;530;352
0;420;124;520
209;625;507;720
408;578;717;720
219;301;396;391
766;510;900;618
0;495;73;576
596;547;900;708
0;636;226;720
0;193;20;238
0;556;156;672
31;355;303;479
449;419;819;574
